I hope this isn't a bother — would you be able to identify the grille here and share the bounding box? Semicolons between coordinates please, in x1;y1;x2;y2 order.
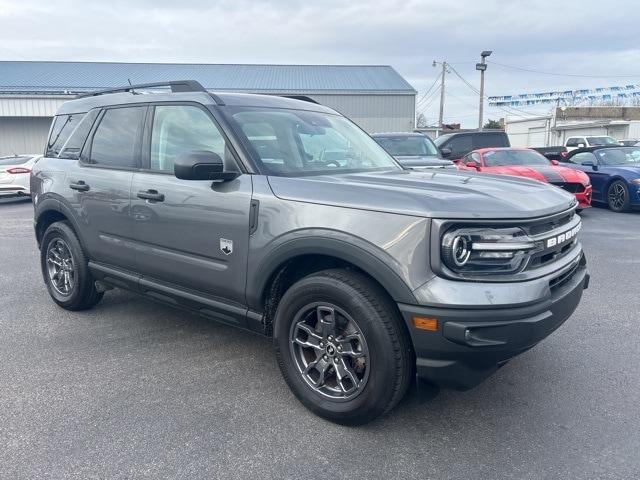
549;261;580;292
525;210;580;270
521;210;575;237
551;182;585;194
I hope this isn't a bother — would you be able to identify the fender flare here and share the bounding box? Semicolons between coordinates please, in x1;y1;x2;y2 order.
246;235;417;310
34;197;88;251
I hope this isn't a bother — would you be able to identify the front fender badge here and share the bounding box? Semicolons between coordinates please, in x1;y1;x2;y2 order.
220;238;233;255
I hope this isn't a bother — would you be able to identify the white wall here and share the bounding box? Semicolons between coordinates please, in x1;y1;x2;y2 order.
505;117;550;147
0;117;52;156
308;94;416;133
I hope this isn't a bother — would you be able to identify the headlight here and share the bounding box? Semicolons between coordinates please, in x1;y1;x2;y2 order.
441;227;537;276
631;178;640;186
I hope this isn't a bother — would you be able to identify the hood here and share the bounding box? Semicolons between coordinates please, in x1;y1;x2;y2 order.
267;169;577;219
394;155;456;169
482;165;588;184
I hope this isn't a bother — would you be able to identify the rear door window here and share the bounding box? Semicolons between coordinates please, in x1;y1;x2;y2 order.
89;107;146;168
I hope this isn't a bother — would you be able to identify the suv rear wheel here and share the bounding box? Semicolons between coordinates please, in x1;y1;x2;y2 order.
40;221;104;310
273;269;413;425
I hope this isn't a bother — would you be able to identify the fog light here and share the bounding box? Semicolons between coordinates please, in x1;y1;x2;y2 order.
412;316;439;331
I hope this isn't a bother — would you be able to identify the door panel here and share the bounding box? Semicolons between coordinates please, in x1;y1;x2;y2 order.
129;103;252;306
64;163;134;267
63;106;146;269
129;173;253;305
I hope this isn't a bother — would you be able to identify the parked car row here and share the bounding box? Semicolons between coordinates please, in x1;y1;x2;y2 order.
372;130;639;213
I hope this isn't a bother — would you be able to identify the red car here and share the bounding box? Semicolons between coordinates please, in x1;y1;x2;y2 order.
457;147;592;209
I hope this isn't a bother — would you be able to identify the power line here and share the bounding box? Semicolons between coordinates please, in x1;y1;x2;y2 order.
415;75;441;106
417;84;441;109
418;90;442;114
488;60;640;79
447;65;540;118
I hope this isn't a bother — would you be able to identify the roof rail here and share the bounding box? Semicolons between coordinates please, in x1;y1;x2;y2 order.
74;80;225;105
280;95;320;105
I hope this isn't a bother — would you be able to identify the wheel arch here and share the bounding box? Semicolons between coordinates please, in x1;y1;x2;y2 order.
248;237;417;333
34;199;86;251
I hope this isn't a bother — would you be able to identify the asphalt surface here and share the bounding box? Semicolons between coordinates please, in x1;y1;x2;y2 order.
1;197;638;479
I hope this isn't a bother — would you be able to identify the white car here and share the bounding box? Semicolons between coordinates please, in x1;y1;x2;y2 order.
0;154;41;197
564;135;620;152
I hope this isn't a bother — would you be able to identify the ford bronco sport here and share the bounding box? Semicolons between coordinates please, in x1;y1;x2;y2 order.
32;81;589;425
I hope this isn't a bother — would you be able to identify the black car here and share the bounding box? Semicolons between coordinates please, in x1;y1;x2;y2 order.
371;132;455;169
434;130;510;161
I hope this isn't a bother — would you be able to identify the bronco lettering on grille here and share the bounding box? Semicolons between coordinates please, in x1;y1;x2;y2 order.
546;223;581;248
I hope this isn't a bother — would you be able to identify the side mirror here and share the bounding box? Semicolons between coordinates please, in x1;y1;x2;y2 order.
440;147;452;158
550;159;559;166
174;150;238;181
465;161;479;169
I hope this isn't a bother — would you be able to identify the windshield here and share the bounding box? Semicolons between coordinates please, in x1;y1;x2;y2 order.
374;136;439;157
587;136;619;146
483;150;550;167
226;107;401;176
0;155;33;166
434;134;453;147
595;147;640;165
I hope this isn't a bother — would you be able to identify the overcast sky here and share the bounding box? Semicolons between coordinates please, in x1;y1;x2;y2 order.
1;0;639;126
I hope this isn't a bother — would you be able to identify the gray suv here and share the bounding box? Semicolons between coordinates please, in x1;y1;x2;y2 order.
32;81;589;425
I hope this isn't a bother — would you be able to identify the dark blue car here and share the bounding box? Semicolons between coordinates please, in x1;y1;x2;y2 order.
564;146;640;212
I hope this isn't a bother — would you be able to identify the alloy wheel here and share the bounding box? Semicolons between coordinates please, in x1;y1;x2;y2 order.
608;182;626;211
46;238;76;296
289;303;370;401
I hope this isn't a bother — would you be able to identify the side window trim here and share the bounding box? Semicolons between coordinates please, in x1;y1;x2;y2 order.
140;101;243;175
80;105;148;171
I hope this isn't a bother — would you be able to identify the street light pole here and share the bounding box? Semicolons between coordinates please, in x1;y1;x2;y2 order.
477;50;492;130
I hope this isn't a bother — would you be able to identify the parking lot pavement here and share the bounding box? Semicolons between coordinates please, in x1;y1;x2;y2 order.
0;198;638;479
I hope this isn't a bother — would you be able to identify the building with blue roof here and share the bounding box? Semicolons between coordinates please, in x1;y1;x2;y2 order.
0;61;416;155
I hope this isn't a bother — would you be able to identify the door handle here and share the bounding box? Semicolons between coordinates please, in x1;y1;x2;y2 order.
137;189;165;202
69;181;90;192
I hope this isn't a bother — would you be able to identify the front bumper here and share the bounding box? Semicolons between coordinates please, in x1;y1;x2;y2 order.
398;255;589;390
575;185;592;208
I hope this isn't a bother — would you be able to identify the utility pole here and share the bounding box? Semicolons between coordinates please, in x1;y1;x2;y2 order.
477;50;492;130
433;60;447;136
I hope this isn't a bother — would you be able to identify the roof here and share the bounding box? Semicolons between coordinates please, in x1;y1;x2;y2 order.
0;61;416;95
370;132;427;137
57;90;338;115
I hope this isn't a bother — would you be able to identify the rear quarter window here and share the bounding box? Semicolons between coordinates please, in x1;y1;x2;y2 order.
46;113;86;157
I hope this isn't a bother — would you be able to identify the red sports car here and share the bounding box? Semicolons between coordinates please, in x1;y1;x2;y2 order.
457;147;592;209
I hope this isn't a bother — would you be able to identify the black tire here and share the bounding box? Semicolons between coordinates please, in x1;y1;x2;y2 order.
607;180;631;213
273;269;414;425
40;221;104;311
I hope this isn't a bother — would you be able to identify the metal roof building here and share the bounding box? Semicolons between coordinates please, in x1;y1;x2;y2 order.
0;61;417;155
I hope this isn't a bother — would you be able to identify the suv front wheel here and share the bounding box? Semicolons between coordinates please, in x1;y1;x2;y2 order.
273;269;414;425
40;221;104;311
